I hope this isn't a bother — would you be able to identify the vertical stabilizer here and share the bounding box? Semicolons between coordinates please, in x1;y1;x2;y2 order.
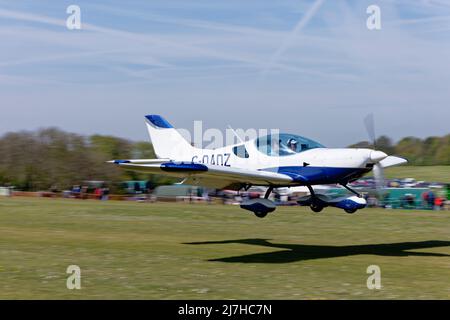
145;115;195;160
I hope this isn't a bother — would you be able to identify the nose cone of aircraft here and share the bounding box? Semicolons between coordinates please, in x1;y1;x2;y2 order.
370;150;388;162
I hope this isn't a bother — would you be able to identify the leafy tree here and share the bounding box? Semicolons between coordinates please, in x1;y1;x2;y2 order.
433;134;450;165
375;135;395;155
348;141;372;149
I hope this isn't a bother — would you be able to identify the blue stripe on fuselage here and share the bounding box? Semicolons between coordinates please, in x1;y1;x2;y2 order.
261;166;371;185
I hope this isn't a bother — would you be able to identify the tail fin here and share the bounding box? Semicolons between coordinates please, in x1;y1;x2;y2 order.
145;115;195;160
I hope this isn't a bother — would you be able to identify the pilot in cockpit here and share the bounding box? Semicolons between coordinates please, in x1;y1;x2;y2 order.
286;138;298;153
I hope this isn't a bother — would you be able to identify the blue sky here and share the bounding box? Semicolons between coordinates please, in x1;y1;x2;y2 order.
0;0;449;146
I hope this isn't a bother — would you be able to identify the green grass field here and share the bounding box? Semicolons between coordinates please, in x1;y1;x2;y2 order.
378;165;450;182
0;197;449;299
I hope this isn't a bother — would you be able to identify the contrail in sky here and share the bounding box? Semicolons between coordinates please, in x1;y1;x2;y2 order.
262;0;325;76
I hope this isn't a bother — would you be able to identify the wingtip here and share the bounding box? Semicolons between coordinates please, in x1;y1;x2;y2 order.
107;160;130;164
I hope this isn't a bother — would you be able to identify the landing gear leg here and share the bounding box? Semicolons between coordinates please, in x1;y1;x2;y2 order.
341;184;362;198
238;184;252;196
307;185;316;197
264;186;274;199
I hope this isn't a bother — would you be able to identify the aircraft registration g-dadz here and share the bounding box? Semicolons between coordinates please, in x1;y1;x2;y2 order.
109;115;407;218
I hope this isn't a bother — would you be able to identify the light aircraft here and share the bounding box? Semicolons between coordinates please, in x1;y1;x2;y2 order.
109;115;407;218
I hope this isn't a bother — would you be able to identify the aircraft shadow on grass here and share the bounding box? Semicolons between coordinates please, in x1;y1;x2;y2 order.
184;239;450;263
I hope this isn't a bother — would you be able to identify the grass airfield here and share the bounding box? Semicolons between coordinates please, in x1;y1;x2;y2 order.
375;165;450;182
0;197;449;299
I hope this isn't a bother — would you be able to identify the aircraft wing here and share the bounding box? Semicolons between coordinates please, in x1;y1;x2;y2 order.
108;159;171;164
109;160;293;189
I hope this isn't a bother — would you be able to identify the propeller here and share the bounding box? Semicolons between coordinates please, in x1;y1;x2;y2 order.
364;113;376;148
364;114;386;200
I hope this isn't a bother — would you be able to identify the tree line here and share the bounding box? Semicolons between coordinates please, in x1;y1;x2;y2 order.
349;135;450;166
0;128;448;192
0;128;171;192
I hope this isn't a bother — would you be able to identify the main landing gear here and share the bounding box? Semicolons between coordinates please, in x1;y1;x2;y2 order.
310;202;324;213
240;186;276;218
306;185;324;213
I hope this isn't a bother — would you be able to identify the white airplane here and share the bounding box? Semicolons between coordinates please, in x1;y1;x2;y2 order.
109;115;407;218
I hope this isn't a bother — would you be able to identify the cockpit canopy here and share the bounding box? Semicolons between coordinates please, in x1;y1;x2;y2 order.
256;133;325;156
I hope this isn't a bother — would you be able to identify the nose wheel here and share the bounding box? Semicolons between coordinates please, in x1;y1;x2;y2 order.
299;185;365;214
